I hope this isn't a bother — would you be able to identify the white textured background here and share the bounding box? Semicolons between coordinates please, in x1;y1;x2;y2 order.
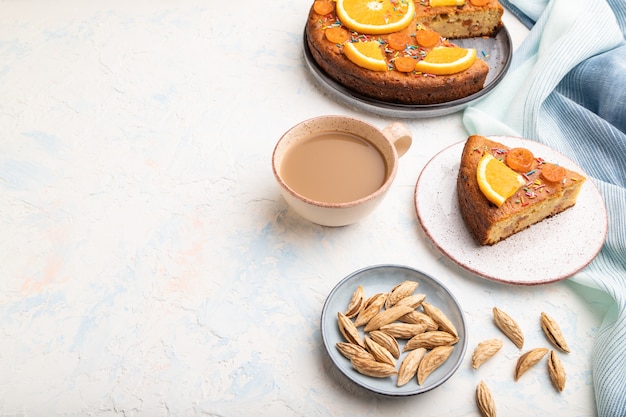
0;1;603;416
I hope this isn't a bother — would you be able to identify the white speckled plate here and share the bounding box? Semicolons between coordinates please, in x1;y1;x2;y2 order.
321;264;467;396
414;136;608;285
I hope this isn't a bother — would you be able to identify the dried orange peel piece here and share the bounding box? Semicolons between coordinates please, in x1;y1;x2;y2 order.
313;0;335;15
325;26;350;44
506;148;535;172
387;32;412;51
394;56;417;72
415;29;440;48
541;163;567;183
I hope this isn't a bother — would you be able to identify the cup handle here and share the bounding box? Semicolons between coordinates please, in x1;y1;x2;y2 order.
383;122;412;158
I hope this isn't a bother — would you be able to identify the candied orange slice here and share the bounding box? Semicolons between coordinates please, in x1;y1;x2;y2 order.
415;29;440;48
394;56;417;72
343;41;389;71
336;0;416;35
325;26;349;44
541;163;566;183
477;153;525;207
506;148;535;172
414;47;476;75
313;0;335;15
387;32;411;51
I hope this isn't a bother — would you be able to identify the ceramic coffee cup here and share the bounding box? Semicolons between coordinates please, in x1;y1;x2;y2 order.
272;115;412;227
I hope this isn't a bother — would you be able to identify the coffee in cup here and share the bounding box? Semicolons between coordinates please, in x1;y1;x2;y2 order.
272;115;412;226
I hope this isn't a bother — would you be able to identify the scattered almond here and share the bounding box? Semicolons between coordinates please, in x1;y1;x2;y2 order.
493;307;524;349
515;347;548;381
541;312;570;353
547;350;566;392
476;380;497;417
472;338;503;369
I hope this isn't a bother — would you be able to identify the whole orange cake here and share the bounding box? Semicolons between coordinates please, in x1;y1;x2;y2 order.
305;0;504;105
457;135;586;245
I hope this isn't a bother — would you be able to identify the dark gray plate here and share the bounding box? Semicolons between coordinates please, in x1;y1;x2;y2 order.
320;264;467;396
303;26;512;118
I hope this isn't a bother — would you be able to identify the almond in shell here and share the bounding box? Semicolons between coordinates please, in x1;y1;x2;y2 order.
395;293;426;309
417;345;454;385
344;285;365;318
351;355;397;378
397;347;426;387
423;301;458;337
404;330;458;352
547;350;566;392
354;293;387;327
369;330;400;359
335;342;375;361
364;335;395;366
379;322;429;339
385;280;419;308
493;307;524;349
337;312;364;348
398;310;438;330
471;338;503;369
515;347;548;380
476;380;497;417
541;312;570;353
364;305;414;332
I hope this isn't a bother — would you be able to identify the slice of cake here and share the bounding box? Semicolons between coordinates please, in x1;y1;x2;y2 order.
415;0;504;39
457;135;586;245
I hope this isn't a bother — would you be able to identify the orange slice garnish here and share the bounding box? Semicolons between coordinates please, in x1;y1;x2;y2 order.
414;47;476;75
343;41;389;71
477;153;525;207
336;0;416;35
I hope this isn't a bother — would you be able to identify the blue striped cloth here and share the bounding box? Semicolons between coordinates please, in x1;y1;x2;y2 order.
463;0;626;415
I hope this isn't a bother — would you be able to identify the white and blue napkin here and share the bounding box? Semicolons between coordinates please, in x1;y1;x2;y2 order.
464;0;625;415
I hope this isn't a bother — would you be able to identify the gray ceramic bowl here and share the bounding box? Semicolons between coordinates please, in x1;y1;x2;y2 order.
321;264;467;396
